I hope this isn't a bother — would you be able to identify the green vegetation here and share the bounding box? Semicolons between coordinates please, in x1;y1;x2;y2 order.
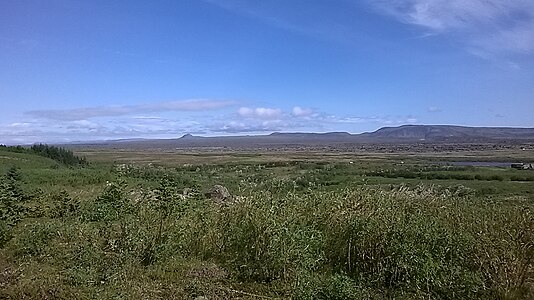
0;144;87;166
365;165;534;182
0;147;532;299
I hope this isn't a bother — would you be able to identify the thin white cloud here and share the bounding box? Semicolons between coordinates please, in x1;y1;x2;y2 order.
370;0;534;56
3;102;421;144
472;21;534;55
26;99;235;121
203;0;355;44
238;107;283;119
292;106;314;117
0;115;211;144
373;0;513;30
326;115;418;125
228;106;419;134
427;106;442;113
214;120;284;133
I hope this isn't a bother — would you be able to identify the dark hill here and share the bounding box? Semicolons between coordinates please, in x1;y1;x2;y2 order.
179;133;203;140
62;125;534;149
268;132;352;140
363;125;534;141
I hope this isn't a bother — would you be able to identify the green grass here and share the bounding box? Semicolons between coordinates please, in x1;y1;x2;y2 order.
0;149;533;299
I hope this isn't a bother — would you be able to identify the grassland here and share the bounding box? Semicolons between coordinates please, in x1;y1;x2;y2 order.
0;146;533;299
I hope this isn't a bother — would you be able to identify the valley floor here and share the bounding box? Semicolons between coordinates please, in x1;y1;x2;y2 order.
0;145;533;299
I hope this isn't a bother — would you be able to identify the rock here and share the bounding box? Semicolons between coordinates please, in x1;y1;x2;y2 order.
204;185;231;203
183;187;192;196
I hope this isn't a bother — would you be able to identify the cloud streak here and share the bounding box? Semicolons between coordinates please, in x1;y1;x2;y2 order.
203;0;356;44
370;0;534;56
292;106;314;117
0;116;209;144
2;103;419;144
26;99;236;121
427;106;442;113
211;106;418;134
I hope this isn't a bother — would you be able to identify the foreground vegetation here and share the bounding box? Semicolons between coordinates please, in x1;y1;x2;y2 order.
0;147;532;299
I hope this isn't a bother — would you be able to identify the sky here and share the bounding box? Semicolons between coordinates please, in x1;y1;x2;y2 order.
1;0;534;144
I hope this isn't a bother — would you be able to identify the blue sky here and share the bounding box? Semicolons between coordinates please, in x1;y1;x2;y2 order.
1;0;534;144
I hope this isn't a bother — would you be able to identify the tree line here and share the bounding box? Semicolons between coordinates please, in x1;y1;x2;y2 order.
0;144;87;166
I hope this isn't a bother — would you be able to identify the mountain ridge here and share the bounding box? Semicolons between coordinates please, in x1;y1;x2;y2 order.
59;125;534;148
362;125;534;140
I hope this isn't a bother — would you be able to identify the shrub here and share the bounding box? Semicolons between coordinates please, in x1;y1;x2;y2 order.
510;175;534;182
0;220;12;248
0;167;27;226
140;175;189;265
48;190;80;219
317;274;367;300
11;221;58;257
82;180;129;222
488;175;504;181
452;173;475;180
474;174;485;180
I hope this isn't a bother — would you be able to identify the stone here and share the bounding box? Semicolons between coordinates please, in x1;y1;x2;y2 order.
204;185;231;203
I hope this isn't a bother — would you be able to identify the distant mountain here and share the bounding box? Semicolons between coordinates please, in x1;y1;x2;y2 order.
179;133;203;140
64;125;534;149
362;125;534;141
269;132;352;138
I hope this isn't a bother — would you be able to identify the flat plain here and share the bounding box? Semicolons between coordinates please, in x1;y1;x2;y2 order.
1;142;533;299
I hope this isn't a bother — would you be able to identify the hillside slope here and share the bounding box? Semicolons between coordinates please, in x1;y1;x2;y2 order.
362;125;534;141
61;125;534;149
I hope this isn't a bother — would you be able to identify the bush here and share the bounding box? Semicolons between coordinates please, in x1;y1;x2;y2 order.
11;221;58;257
294;272;373;300
0;167;27;226
474;174;485;180
48;190;80;219
0;220;12;248
82;180;129;222
317;274;367;300
510;175;534;182
488;175;504;181
140;175;189;265
452;173;475;180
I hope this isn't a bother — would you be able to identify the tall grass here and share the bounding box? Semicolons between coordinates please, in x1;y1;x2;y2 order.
177;184;532;298
0;163;532;299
